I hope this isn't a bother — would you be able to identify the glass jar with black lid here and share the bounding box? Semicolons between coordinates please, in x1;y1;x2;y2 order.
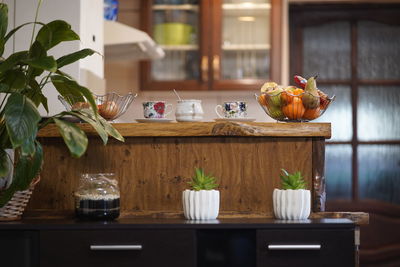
75;173;120;220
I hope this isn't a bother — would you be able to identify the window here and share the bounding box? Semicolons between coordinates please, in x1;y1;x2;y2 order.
290;4;400;204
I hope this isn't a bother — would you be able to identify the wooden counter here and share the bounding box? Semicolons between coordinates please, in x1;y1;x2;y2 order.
38;122;331;138
30;122;331;218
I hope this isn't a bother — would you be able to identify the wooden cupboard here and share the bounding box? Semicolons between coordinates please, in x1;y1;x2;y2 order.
140;0;283;91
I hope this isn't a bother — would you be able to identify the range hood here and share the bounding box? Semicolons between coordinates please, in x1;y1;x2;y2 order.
104;20;165;61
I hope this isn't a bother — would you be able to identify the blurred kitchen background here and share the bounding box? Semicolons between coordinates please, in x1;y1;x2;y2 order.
4;0;400;266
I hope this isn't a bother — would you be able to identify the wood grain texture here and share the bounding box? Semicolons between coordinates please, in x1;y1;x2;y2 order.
28;136;313;216
312;138;326;212
38;122;331;138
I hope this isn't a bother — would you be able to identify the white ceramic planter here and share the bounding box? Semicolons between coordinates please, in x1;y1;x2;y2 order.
182;189;220;220
273;189;311;220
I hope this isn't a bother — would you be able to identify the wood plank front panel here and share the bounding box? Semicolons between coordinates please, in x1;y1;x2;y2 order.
28;137;313;217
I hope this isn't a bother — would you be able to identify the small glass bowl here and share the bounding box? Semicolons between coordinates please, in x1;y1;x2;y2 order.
58;92;137;120
256;91;335;122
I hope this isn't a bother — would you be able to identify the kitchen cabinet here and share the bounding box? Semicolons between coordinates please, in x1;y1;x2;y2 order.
257;229;355;267
40;229;195;267
0;218;355;267
0;231;39;267
140;0;282;91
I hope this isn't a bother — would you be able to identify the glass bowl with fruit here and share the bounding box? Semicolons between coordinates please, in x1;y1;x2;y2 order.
256;76;335;122
59;92;137;121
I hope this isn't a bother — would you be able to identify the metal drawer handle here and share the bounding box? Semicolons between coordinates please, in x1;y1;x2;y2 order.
90;245;143;251
268;244;321;250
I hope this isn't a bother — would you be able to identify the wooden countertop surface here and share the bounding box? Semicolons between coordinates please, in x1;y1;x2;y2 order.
38;122;331;138
0;217;355;230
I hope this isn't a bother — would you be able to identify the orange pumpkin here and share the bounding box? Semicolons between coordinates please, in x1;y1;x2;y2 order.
282;97;305;120
303;107;321;120
281;88;304;104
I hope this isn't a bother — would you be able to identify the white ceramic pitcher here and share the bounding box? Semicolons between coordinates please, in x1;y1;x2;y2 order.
175;100;204;122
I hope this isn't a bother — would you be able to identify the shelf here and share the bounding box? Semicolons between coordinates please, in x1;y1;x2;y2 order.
160;44;198;51
222;44;270;51
153;4;198;11
223;3;271;16
222;3;271;10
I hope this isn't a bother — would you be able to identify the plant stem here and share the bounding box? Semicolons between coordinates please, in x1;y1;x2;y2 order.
29;0;42;47
38;117;53;130
39;72;52;89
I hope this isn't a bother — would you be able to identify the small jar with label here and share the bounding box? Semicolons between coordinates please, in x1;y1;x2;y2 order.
75;173;120;220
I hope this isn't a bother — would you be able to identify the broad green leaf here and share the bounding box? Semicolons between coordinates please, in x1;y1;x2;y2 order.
14;142;42;190
26;79;49;113
51;75;97;113
56;69;73;80
29;41;46;59
23;55;57;72
0;143;43;207
60;110;108;145
26;79;42;106
0;83;9;93
28;41;47;77
53;118;88;157
2;69;27;90
97;115;124;142
57;48;96;68
51;75;85;103
39;93;48;113
36;20;79;51
20;128;37;156
0;149;9;177
0;124;11;148
4;93;41;148
0;51;28;74
0;4;8;39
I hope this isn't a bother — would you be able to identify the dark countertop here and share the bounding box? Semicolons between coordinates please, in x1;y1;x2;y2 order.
0;218;354;230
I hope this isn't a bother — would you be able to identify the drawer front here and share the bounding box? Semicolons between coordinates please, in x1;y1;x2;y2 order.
40;229;195;267
0;231;39;267
257;229;355;267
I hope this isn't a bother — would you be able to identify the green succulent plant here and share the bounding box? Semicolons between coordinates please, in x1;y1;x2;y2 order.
280;169;307;190
188;168;218;191
0;2;124;207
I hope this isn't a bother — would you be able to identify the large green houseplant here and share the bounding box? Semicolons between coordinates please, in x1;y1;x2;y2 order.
0;2;124;208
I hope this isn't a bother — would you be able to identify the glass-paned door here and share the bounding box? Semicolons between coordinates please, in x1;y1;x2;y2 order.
290;5;400;205
220;0;271;80
151;1;200;81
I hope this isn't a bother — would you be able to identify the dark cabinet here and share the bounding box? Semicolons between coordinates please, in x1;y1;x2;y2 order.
0;231;39;267
40;230;195;267
0;219;356;267
257;229;355;267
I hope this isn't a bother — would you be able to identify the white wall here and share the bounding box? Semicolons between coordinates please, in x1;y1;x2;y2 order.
2;0;14;58
10;0;104;116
